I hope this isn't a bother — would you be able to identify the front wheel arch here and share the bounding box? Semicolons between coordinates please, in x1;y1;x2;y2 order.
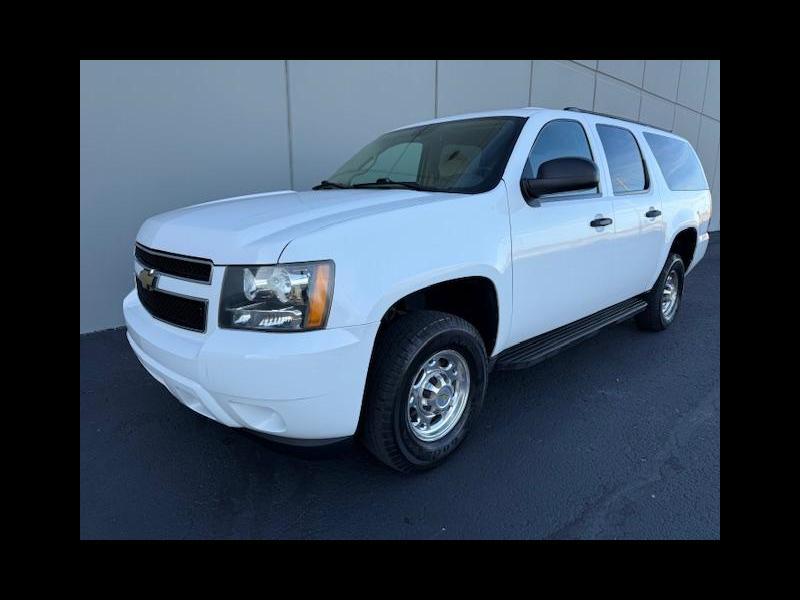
375;276;500;357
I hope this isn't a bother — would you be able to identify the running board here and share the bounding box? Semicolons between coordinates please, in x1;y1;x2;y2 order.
493;297;648;371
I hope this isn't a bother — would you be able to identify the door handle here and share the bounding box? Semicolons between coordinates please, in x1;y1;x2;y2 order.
590;217;612;227
645;209;662;218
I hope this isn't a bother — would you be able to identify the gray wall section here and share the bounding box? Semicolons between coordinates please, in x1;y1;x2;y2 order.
80;60;291;332
288;60;436;191
436;60;531;117
80;59;720;333
643;60;681;102
531;60;595;111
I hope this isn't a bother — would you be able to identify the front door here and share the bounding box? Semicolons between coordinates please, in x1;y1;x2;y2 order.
507;117;620;346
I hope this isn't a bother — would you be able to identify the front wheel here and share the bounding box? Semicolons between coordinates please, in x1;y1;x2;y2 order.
359;310;488;472
636;253;685;331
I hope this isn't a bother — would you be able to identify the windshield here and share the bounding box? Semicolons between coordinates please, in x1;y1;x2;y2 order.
322;116;527;194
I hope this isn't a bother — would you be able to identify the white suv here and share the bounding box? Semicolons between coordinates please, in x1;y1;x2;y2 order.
123;107;712;471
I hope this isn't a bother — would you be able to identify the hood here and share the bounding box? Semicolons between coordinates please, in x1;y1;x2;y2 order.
137;188;459;264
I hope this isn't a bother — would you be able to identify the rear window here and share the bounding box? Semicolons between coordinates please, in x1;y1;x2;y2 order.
642;132;709;191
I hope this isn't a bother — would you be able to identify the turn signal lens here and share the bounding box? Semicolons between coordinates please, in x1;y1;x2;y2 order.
305;262;332;328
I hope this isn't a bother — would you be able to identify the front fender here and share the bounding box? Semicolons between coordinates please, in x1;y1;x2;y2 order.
278;184;514;353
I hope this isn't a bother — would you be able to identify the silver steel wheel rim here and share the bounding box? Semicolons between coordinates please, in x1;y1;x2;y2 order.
661;270;679;320
406;349;471;442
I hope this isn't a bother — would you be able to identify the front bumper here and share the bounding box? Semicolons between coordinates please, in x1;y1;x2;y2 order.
123;288;380;440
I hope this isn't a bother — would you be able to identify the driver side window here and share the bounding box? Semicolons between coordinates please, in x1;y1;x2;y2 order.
523;120;597;196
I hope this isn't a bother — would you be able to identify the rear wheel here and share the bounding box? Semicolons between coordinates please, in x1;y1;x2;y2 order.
359;310;488;472
636;253;685;331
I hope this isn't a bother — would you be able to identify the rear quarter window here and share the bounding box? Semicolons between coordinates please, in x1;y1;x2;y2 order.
642;132;709;191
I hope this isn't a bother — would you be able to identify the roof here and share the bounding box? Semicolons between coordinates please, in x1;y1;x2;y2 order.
391;107;544;131
392;105;684;142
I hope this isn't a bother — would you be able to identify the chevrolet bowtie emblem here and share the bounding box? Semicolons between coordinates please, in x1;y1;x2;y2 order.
137;267;158;291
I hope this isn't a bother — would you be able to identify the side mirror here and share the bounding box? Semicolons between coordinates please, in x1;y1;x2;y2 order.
521;157;599;200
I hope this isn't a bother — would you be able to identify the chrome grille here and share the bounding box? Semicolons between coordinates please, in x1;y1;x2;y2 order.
135;243;212;284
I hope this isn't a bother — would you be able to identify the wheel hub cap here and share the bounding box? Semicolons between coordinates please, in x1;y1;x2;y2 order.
407;350;470;442
661;270;679;320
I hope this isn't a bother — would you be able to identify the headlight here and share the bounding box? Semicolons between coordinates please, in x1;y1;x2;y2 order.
219;261;334;331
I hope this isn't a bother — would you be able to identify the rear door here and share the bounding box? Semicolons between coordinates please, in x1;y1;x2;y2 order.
591;123;666;298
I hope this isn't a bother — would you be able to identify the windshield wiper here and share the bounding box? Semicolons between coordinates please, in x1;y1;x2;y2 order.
352;178;423;191
312;180;351;190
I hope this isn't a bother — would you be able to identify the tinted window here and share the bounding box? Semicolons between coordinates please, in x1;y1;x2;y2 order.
596;125;648;193
643;132;709;191
438;143;481;180
350;142;422;184
523;120;597;194
326;116;527;194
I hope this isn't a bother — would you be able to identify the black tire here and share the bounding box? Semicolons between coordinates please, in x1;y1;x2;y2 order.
636;253;685;331
359;310;488;472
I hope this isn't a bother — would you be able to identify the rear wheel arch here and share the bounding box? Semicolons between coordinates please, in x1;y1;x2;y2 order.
636;252;686;331
668;227;698;270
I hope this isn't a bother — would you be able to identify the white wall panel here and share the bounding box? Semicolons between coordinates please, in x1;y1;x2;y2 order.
696;115;720;185
598;60;645;87
643;60;681;102
703;60;720;120
436;60;531;116
673;105;702;147
639;92;675;130
530;60;595;111
80;60;291;332
594;74;641;121
711;150;720;231
288;60;435;191
677;60;710;111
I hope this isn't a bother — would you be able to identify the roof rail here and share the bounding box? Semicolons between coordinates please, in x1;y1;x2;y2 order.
563;107;673;133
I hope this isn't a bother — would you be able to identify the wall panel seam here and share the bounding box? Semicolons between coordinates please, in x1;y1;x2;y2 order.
560;61;720;122
710;138;720;193
701;59;711;115
636;88;643;120
583;65;720;123
528;60;533;106
284;60;295;189
671;98;678;132
434;60;439;117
